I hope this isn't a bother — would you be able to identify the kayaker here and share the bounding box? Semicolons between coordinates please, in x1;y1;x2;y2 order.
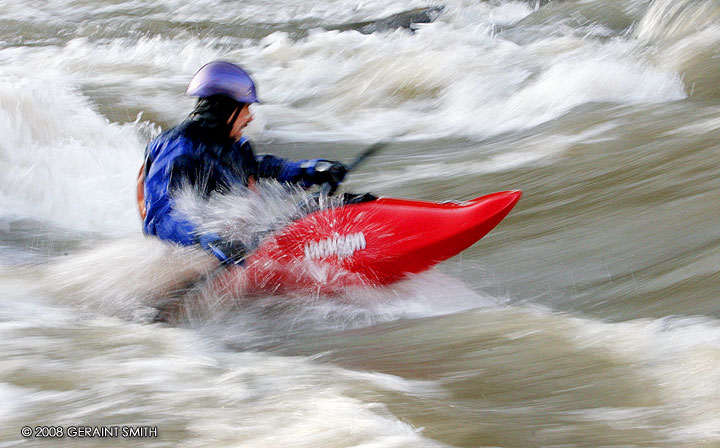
136;61;348;266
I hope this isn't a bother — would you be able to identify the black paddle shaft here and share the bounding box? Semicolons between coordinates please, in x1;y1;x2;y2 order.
322;141;389;196
346;141;388;171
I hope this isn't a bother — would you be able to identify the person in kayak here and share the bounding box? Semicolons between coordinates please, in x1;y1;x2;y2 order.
136;61;348;266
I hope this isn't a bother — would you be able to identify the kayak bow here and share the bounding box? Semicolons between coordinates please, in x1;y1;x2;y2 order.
214;190;522;294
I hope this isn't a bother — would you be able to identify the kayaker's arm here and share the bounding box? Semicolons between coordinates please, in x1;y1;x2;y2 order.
146;200;244;265
255;154;347;188
232;138;347;188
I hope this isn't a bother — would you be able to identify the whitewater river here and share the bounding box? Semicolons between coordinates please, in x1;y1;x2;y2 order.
1;0;720;446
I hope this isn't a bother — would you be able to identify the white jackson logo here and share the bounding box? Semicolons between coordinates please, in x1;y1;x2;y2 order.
304;232;366;260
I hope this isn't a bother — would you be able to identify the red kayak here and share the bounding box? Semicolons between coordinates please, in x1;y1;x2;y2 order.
213;190;521;294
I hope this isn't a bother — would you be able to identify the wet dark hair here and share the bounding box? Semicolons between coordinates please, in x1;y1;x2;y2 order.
186;94;246;140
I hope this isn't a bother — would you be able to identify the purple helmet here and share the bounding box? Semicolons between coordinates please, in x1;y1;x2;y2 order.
186;61;259;103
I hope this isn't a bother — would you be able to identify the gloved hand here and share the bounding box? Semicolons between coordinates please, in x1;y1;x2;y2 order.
300;159;347;189
198;234;248;266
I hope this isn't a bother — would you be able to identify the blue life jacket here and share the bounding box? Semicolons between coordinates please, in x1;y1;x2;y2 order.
141;119;312;248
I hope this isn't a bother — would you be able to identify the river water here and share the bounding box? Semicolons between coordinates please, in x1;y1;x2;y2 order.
1;0;720;447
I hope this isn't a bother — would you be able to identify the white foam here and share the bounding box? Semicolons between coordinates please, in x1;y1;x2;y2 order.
569;315;720;444
0;0;439;25
0;294;447;447
0;0;692;231
2;0;690;144
0;75;145;234
235;18;685;142
634;0;720;43
38;234;216;317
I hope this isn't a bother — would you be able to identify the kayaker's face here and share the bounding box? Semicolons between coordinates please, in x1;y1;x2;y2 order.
228;103;253;140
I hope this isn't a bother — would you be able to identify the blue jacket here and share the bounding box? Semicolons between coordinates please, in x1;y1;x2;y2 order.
141;120;313;249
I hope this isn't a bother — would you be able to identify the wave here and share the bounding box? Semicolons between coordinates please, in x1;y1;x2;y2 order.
634;0;720;99
0;76;145;233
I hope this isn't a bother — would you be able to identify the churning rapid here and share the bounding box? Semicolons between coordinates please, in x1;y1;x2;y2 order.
1;0;719;446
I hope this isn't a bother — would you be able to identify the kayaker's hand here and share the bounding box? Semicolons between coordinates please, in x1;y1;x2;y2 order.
199;234;248;266
308;160;347;187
